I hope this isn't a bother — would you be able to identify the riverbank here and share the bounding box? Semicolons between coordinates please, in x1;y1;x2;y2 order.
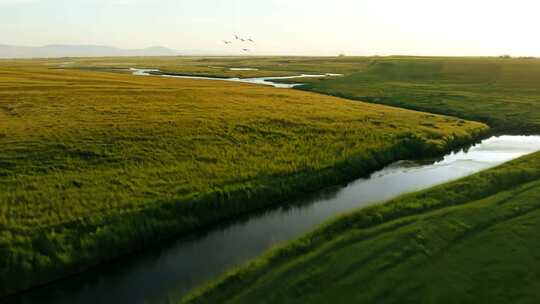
173;56;540;303
184;150;540;304
293;57;540;134
71;56;540;133
9;135;539;304
36;56;540;303
0;64;487;297
131;68;341;88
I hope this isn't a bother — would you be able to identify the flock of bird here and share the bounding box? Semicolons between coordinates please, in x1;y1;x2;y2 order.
223;35;254;52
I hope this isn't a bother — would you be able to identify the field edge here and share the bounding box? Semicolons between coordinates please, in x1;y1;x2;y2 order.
1;127;488;298
182;150;540;303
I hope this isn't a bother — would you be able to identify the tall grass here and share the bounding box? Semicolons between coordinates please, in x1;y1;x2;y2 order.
0;63;486;296
297;57;540;133
45;55;540;133
183;151;540;304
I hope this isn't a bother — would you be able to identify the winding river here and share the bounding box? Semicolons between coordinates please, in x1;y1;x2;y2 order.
7;135;540;304
129;68;342;88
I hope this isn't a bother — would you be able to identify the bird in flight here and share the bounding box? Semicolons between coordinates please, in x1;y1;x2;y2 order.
223;40;232;44
235;35;240;40
242;48;249;52
248;38;254;42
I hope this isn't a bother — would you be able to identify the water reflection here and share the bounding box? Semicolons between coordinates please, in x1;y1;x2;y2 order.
7;135;540;304
129;68;342;88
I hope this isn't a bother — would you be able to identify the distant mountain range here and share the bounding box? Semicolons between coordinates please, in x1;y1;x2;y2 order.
0;44;222;58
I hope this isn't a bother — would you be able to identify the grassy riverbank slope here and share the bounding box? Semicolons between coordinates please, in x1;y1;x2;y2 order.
297;57;540;133
0;62;486;296
184;151;540;304
56;56;540;133
5;56;372;78
62;56;540;303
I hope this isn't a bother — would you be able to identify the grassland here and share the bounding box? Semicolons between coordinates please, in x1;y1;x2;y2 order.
8;56;371;78
297;57;540;133
184;151;540;304
60;55;540;303
56;56;540;133
0;61;487;296
114;55;540;303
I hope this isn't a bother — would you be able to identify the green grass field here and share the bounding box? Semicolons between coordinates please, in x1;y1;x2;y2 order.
55;55;540;133
184;151;540;304
0;61;486;296
5;56;372;78
297;57;540;133
126;55;540;303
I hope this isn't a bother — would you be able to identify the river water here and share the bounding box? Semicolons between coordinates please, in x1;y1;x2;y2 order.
7;135;540;304
129;68;342;88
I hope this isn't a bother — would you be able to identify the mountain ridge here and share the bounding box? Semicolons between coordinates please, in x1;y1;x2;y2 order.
0;43;220;58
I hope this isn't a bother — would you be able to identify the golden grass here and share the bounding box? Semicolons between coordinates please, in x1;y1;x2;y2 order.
0;62;486;295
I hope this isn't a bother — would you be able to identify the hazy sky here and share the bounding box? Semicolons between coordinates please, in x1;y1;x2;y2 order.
1;0;539;56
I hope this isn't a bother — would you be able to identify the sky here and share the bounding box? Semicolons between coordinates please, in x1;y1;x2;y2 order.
1;0;539;56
